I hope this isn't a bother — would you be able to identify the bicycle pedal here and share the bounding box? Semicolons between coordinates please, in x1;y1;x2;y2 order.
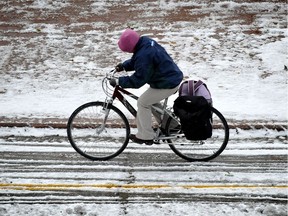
153;140;160;145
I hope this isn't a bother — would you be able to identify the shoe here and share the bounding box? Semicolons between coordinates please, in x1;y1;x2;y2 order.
129;134;153;145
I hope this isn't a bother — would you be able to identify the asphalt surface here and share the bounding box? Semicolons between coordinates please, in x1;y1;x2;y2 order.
0;128;287;205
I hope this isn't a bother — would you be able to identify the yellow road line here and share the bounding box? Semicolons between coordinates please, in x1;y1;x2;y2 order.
0;183;287;191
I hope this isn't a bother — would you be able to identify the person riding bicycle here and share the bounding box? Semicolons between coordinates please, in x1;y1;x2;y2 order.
110;28;183;145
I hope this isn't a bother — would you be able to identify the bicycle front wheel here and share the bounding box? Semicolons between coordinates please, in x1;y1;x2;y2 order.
67;101;130;160
166;107;229;162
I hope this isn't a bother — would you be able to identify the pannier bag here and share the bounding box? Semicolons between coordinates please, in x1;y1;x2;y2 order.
173;80;212;140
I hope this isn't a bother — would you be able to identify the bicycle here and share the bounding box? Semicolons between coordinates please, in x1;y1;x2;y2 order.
67;70;229;162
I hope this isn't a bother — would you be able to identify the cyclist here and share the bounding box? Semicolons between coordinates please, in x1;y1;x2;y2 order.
110;28;183;145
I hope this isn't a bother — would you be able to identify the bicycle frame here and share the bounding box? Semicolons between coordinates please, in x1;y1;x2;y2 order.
98;70;182;140
103;84;182;141
110;85;171;123
111;85;138;118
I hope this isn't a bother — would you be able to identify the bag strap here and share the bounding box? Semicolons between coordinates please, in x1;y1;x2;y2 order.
198;81;212;99
188;80;204;95
187;80;194;96
178;80;186;95
194;80;204;92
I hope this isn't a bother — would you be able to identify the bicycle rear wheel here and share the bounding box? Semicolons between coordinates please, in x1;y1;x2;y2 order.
166;107;229;162
67;101;130;160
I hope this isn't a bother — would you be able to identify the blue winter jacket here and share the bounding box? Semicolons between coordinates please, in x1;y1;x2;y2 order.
119;37;183;89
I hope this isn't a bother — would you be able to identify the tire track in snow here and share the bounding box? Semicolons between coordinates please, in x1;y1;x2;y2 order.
0;130;287;205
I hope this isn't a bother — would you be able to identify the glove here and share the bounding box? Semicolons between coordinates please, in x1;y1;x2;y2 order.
115;63;124;72
109;78;118;87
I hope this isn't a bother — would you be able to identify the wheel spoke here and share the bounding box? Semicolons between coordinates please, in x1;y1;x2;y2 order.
67;102;130;160
167;107;229;162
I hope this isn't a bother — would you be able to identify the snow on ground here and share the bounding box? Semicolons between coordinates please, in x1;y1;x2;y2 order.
0;1;287;216
0;126;287;155
1;202;286;216
0;0;287;121
0;126;287;216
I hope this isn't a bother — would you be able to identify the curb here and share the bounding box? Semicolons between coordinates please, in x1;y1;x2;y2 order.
227;120;287;131
0;117;67;129
0;117;287;131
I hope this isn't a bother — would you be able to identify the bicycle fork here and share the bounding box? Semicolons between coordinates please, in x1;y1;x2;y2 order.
97;98;113;134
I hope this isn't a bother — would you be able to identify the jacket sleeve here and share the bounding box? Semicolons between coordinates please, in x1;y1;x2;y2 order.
122;59;134;71
119;54;154;89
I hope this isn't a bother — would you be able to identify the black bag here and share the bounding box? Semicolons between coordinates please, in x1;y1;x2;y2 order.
173;95;212;140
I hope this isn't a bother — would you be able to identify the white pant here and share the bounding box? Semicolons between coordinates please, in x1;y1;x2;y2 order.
136;86;178;140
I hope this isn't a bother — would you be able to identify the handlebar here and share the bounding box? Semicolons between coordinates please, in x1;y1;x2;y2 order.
102;69;117;97
110;69;116;74
106;69;116;80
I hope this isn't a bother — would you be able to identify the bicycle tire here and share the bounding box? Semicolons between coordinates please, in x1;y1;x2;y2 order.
166;107;229;162
67;101;130;160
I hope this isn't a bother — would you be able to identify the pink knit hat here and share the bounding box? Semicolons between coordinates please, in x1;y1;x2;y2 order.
118;29;140;53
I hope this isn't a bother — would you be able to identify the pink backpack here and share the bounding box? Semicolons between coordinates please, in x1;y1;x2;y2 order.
178;80;212;104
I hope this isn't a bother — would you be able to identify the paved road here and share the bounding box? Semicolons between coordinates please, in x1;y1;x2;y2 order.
0;127;287;206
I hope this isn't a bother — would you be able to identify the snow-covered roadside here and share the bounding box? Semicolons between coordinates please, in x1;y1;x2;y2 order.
0;1;287;122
